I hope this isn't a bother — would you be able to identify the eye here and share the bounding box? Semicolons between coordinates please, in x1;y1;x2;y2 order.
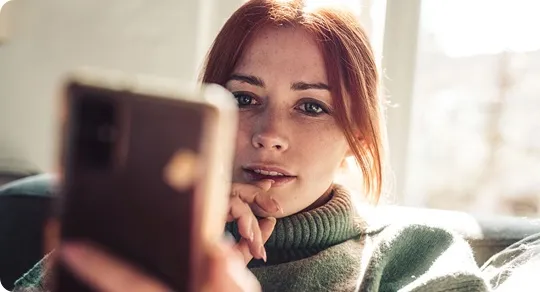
303;103;323;114
297;100;330;116
232;92;258;108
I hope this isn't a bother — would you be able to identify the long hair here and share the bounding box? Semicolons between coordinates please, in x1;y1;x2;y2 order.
200;0;386;203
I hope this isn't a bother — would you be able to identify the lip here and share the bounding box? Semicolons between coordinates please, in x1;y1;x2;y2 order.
241;163;297;187
242;164;296;177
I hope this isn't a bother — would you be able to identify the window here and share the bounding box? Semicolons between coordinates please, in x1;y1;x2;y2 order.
304;0;387;62
405;0;540;216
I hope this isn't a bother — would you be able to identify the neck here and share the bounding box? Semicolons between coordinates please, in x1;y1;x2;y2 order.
300;185;333;212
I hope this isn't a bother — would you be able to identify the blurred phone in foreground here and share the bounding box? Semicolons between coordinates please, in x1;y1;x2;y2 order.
51;69;238;292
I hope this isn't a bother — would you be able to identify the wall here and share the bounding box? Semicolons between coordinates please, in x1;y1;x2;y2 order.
0;0;242;172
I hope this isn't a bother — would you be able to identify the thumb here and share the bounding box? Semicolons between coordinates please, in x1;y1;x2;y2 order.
205;241;261;292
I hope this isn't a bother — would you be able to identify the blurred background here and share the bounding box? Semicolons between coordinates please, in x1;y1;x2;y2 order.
0;0;539;217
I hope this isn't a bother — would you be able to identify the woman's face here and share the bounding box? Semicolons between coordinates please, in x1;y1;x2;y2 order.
226;26;350;217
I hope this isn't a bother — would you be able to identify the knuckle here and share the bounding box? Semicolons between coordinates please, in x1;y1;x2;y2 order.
231;189;242;198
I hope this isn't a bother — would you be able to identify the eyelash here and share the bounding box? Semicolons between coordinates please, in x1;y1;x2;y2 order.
231;92;331;116
232;92;260;108
297;99;331;116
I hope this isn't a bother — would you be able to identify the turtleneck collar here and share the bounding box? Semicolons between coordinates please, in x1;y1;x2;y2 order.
226;184;364;267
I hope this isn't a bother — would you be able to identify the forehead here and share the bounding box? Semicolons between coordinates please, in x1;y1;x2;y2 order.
234;26;328;83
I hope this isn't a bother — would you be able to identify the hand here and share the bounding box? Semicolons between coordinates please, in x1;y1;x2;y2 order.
59;241;261;292
228;180;282;264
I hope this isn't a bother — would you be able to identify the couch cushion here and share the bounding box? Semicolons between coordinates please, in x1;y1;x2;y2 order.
0;173;57;197
0;174;55;290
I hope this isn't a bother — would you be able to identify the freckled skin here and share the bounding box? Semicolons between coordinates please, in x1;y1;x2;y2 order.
227;27;350;217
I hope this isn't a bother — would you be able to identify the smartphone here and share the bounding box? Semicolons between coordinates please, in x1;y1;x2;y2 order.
51;68;238;292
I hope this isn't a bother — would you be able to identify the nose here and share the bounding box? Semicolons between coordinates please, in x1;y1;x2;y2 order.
251;133;289;151
251;111;289;152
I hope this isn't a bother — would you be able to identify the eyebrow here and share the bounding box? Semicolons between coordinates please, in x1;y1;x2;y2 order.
229;74;331;91
229;74;265;87
291;81;330;91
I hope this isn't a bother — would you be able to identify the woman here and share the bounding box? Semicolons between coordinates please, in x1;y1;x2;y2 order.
14;0;493;291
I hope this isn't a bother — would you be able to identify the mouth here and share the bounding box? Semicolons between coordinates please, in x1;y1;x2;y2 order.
242;165;297;186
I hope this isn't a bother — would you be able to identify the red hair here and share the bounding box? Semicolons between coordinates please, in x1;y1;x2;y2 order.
201;0;385;203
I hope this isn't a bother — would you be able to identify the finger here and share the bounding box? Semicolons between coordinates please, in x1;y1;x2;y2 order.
250;216;265;261
232;179;273;193
229;196;263;260
229;196;256;242
235;217;276;265
252;179;273;192
259;217;277;241
230;183;267;203
206;241;261;292
60;242;170;292
231;182;282;214
45;218;60;255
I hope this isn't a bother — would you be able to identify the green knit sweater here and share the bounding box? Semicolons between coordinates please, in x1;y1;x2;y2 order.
13;186;491;292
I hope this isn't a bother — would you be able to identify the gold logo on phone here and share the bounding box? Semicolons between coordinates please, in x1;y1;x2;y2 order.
164;149;198;191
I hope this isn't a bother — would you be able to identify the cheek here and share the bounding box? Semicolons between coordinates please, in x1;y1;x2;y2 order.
291;123;348;171
234;120;252;156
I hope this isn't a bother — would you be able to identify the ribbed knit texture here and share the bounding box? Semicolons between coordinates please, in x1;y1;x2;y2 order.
226;185;364;268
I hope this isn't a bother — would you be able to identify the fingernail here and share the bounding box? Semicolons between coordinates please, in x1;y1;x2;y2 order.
260;246;267;262
249;230;254;242
271;198;284;214
258;179;274;191
267;217;277;226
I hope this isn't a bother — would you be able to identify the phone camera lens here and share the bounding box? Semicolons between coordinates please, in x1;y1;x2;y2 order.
73;93;117;170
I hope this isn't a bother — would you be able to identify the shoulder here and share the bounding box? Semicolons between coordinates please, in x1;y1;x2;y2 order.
364;222;478;273
360;223;490;291
367;222;469;252
482;232;540;290
13;252;53;292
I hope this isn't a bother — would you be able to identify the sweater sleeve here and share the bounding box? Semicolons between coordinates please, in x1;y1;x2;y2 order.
12;253;52;292
358;223;491;292
480;232;540;291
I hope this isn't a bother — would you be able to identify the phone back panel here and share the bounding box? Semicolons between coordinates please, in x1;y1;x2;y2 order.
55;82;217;292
